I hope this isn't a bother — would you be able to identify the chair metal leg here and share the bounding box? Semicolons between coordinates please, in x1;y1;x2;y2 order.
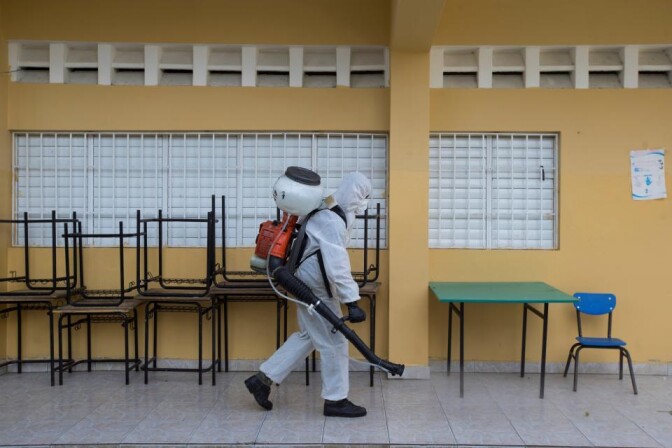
573;347;583;392
17;303;22;374
224;298;229;372
153;305;158;368
622;348;638;395
217;299;222;372
563;343;580;377
67;315;73;373
49;306;55;387
211;303;216;386
144;304;150;385
87;315;92;372
134;309;140;372
197;303;203;386
124;316;130;385
58;314;65;386
619;350;624;380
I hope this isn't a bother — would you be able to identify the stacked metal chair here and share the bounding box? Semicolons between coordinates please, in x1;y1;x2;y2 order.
54;219;142;385
0;211;78;386
210;196;289;374
136;205;217;385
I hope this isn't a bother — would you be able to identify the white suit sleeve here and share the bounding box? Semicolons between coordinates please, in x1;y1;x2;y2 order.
307;211;360;304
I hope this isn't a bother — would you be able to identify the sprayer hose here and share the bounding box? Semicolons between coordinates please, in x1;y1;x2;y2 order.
272;266;404;376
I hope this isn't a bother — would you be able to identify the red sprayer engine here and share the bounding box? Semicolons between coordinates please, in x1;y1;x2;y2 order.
250;213;298;273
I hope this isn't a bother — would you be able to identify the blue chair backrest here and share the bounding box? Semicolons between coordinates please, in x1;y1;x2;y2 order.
573;292;616;316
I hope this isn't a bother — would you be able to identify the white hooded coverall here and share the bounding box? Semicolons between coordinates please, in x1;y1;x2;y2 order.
260;172;372;401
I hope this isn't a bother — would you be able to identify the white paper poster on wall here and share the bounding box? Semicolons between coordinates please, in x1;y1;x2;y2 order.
630;149;666;200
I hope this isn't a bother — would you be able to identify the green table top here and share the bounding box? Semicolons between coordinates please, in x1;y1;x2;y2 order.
429;282;577;304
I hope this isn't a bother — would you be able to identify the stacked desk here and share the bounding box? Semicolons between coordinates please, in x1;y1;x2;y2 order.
429;282;577;398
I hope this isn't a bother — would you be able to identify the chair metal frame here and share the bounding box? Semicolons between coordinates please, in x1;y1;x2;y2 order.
563;292;638;394
56;220;142;385
0;211;78;386
209;195;287;374
136;207;218;385
63;220;142;306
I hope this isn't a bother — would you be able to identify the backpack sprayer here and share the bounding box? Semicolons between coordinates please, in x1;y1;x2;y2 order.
250;167;405;377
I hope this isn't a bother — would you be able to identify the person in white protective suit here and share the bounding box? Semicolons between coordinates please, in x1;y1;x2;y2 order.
245;171;371;418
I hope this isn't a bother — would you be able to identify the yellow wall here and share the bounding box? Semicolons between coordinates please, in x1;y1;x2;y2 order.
2;0;672;369
426;0;672;366
2;0;390;45
428;90;672;365
0;0;391;364
8;85;389;132
436;0;672;45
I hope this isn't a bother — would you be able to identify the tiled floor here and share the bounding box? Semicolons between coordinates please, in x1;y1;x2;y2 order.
0;369;670;447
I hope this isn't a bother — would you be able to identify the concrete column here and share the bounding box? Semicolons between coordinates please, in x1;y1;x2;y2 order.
388;50;430;378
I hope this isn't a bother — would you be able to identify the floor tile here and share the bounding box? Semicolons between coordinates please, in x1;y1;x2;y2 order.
0;370;671;447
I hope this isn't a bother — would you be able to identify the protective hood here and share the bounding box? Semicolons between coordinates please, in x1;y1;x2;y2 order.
331;172;372;228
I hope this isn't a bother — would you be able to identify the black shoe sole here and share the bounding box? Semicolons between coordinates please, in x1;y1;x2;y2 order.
324;409;367;418
245;376;273;411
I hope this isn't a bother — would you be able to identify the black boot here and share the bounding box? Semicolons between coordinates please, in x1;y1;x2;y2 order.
323;398;367;417
245;373;273;411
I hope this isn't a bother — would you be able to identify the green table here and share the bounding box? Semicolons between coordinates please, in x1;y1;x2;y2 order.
429;282;577;398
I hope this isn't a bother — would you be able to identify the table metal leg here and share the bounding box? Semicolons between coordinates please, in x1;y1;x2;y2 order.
459;302;464;398
447;304;452;375
521;305;528;377
446;302;463;394
540;303;549;399
522;303;549;399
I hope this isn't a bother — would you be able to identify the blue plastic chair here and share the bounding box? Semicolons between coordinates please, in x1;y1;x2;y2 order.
563;292;637;394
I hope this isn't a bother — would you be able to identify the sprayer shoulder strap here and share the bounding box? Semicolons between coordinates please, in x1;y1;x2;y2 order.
288;206;347;298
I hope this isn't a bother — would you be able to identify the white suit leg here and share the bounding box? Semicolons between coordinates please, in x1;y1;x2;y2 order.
297;298;349;401
260;330;314;384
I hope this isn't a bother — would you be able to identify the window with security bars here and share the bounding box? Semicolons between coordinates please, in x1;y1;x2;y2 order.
13;132;388;248
429;133;558;249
